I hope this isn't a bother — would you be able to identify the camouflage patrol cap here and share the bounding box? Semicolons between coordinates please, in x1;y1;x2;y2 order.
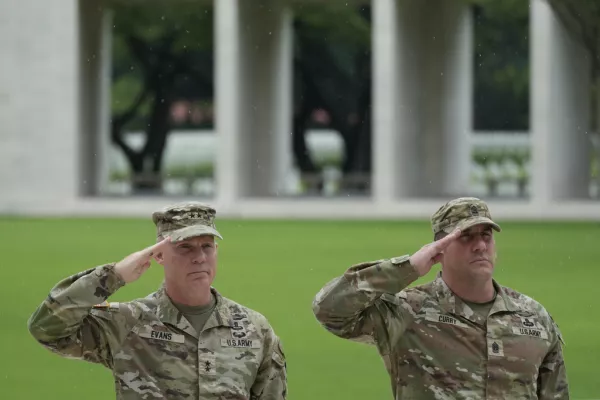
431;197;501;236
152;202;223;242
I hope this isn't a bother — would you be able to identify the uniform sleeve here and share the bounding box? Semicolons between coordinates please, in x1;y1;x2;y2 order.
311;255;420;352
27;264;140;369
250;330;287;400
537;323;569;399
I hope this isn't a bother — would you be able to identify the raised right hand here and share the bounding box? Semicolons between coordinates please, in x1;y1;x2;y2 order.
114;237;171;283
409;229;461;277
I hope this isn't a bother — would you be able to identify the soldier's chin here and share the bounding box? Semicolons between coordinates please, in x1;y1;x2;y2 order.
187;271;210;281
474;265;494;278
471;260;494;269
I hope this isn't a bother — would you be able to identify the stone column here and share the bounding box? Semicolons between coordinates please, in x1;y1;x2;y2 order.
530;0;591;202
97;9;114;196
372;0;401;202
0;0;79;208
417;0;472;198
238;0;293;197
372;0;473;201
215;0;243;209
78;1;109;196
440;0;473;197
216;0;292;204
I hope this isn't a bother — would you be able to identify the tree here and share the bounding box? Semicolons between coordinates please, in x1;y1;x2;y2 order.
109;1;373;195
470;0;530;131
292;2;372;193
108;0;214;193
544;0;600;131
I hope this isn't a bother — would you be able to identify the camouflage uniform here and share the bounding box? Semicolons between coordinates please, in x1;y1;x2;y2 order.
312;198;569;399
28;202;287;400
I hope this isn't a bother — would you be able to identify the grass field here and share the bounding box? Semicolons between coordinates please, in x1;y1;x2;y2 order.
1;217;598;399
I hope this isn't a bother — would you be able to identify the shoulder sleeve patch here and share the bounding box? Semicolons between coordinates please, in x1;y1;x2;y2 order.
550;315;566;346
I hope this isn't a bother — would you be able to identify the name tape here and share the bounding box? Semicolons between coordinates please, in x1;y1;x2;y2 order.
138;329;185;344
425;313;469;328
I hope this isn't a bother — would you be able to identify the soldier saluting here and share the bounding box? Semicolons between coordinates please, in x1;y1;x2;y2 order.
28;202;287;400
312;197;568;399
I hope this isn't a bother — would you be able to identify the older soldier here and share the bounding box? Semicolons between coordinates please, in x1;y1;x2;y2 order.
28;202;287;400
312;197;568;399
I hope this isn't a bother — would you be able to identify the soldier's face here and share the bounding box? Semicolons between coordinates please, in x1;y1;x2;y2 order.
159;235;218;288
442;224;496;277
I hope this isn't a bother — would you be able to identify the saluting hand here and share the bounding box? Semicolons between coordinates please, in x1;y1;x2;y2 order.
114;237;171;283
409;229;461;277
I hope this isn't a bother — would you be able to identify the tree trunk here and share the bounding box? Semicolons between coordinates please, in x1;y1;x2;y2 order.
292;98;317;173
130;80;174;193
145;90;172;174
340;50;372;193
292;60;326;194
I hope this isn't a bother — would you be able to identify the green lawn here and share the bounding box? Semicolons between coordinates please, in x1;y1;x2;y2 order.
1;217;598;399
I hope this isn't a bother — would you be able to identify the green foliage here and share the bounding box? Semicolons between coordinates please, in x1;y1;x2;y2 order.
166;162;214;179
109;169;130;182
111;71;150;117
470;0;530;130
471;147;530;197
110;161;214;182
545;0;600;132
109;1;213;51
108;0;214;130
505;148;530;175
292;2;370;50
544;0;600;60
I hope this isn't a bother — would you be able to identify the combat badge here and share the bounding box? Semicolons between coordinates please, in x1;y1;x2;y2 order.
230;310;251;339
519;316;544;330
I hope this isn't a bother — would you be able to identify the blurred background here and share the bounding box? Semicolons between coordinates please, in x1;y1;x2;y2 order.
1;0;599;398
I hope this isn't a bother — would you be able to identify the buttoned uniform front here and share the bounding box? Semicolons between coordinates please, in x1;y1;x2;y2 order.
28;264;287;400
312;255;568;400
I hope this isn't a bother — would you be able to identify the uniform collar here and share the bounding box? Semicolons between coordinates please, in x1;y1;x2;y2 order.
155;285;234;338
432;272;523;321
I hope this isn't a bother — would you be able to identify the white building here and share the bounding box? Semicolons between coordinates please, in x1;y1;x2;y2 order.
0;0;598;220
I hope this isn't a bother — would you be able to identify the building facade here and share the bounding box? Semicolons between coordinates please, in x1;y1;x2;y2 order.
0;0;598;220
